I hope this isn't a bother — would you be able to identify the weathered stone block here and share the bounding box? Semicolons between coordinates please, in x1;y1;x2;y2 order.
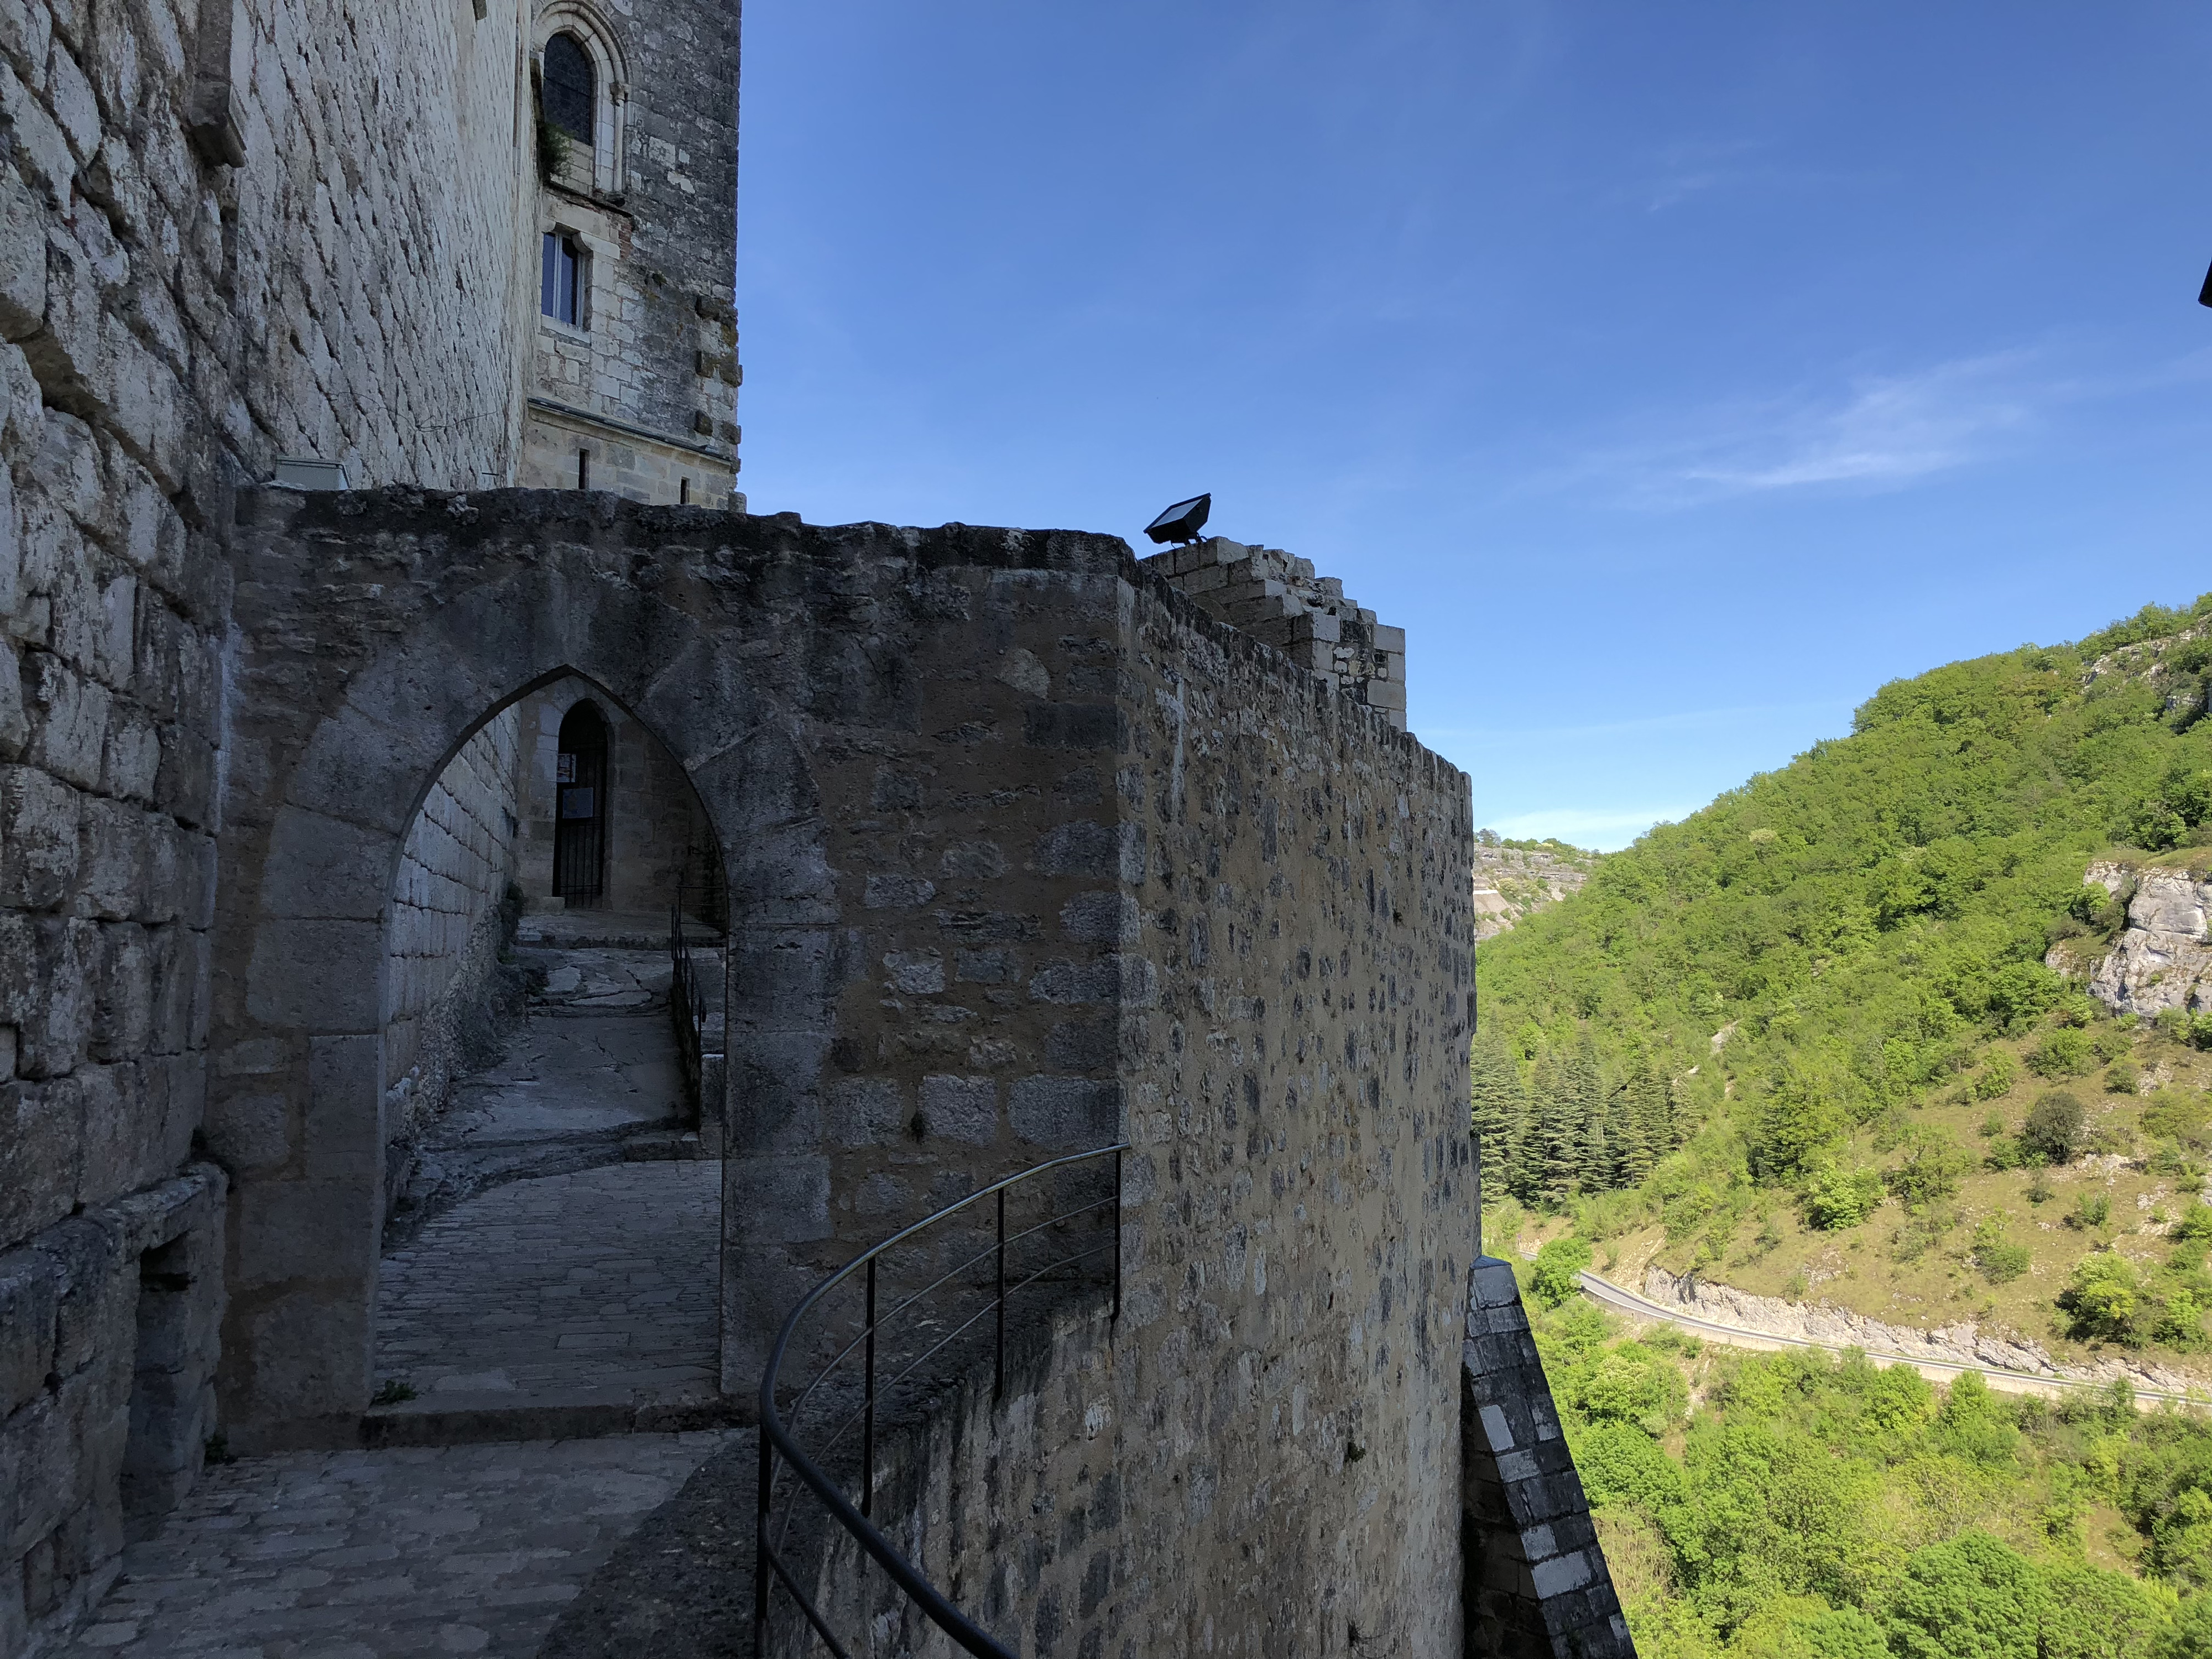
863;872;935;909
33;1213;123;1379
256;806;389;922
1023;704;1123;752
919;1074;996;1145
0;1249;58;1415
0;164;45;342
18;916;93;1076
1058;889;1138;945
73;794;145;919
88;921;150;1060
1009;1077;1121;1147
0;60;73;207
304;1034;379;1180
0;760;80;906
726;1154;830;1243
1045;1018;1115;1071
24;649;111;789
74;1060;165;1209
243;917;380;1032
825;1077;904;1146
234;1180;377;1291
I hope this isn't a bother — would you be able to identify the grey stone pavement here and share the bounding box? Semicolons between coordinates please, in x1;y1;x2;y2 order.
58;921;743;1656
430;1020;682;1152
376;1160;722;1408
58;1432;750;1658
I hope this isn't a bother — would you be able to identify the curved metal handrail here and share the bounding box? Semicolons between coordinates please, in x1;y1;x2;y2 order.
754;1142;1129;1658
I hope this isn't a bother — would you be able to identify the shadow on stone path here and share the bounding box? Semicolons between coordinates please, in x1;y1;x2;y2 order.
375;1160;722;1413
58;1433;742;1658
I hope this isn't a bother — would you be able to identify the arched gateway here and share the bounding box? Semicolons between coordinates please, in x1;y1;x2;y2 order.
211;491;836;1446
190;485;1626;1659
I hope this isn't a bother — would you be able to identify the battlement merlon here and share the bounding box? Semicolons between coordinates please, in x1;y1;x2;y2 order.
1139;536;1410;730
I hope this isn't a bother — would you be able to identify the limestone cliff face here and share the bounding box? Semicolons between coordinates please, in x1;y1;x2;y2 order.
2061;862;2212;1017
1473;842;1598;941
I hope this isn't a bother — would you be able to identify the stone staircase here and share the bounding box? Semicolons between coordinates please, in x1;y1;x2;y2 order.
384;909;727;1243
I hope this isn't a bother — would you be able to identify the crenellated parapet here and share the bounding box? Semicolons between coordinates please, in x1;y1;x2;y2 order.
1139;537;1410;729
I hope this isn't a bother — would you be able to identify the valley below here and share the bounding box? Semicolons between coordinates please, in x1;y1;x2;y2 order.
1477;595;2212;1657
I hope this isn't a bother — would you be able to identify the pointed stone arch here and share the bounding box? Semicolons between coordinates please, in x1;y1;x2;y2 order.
211;497;834;1447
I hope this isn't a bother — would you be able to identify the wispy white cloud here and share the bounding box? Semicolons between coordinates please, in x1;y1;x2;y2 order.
1636;139;1872;214
1538;350;2050;509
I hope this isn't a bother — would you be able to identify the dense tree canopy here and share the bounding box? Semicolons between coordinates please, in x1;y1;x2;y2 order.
1475;596;2212;1233
1538;1296;2212;1659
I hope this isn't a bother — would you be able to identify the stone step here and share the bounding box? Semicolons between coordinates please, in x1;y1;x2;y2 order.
361;1386;745;1448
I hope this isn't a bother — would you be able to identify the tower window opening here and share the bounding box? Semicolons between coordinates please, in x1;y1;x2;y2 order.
578;448;590;490
679;477;690;505
543;32;595;144
541;231;585;326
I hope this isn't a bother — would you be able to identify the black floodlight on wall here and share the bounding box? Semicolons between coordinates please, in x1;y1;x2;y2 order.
1144;494;1212;546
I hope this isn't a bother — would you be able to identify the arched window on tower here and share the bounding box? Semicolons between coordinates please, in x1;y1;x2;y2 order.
542;32;594;145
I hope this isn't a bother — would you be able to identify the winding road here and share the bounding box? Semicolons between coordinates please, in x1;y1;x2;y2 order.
1577;1269;2212;1411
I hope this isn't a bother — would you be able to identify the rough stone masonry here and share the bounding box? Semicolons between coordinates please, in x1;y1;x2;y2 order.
0;0;1631;1652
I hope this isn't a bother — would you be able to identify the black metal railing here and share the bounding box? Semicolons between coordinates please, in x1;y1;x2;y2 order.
755;1143;1128;1658
669;885;707;1120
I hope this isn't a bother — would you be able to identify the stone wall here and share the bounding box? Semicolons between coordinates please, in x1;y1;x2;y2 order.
518;400;738;510
0;1;538;1639
382;707;524;1145
0;1168;225;1657
1140;536;1408;730
1462;1258;1635;1657
211;491;1488;1650
726;507;1479;1648
518;0;742;504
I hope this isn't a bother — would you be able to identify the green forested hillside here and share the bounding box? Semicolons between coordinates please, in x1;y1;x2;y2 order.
1538;1290;2212;1659
1475;594;2212;1291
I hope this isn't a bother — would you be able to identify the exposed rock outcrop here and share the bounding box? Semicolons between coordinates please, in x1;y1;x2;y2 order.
1473;841;1599;941
2060;861;2212;1018
1642;1266;2205;1394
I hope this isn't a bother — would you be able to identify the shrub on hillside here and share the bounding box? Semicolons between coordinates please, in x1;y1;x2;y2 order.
2023;1091;2089;1164
1885;1129;1973;1211
1528;1235;1593;1307
2112;1059;2144;1094
1975;1050;2021;1100
2145;1090;2212;1147
1802;1166;1885;1230
2030;1027;2096;1079
1972;1216;2031;1284
2059;1254;2142;1342
1883;1530;2049;1659
2071;1192;2114;1232
1575;1343;1686;1437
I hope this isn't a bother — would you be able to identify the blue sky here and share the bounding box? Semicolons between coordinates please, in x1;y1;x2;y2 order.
737;3;2212;850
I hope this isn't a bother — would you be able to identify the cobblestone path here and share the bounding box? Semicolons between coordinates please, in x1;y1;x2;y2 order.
59;1433;743;1657
375;1161;722;1407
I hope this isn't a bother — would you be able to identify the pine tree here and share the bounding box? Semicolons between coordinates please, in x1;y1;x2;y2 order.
1602;1082;1640;1191
1527;1054;1577;1208
1560;1037;1606;1197
1625;1058;1668;1181
1469;1031;1526;1203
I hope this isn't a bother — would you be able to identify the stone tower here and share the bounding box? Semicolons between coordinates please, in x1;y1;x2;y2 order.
514;0;742;507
